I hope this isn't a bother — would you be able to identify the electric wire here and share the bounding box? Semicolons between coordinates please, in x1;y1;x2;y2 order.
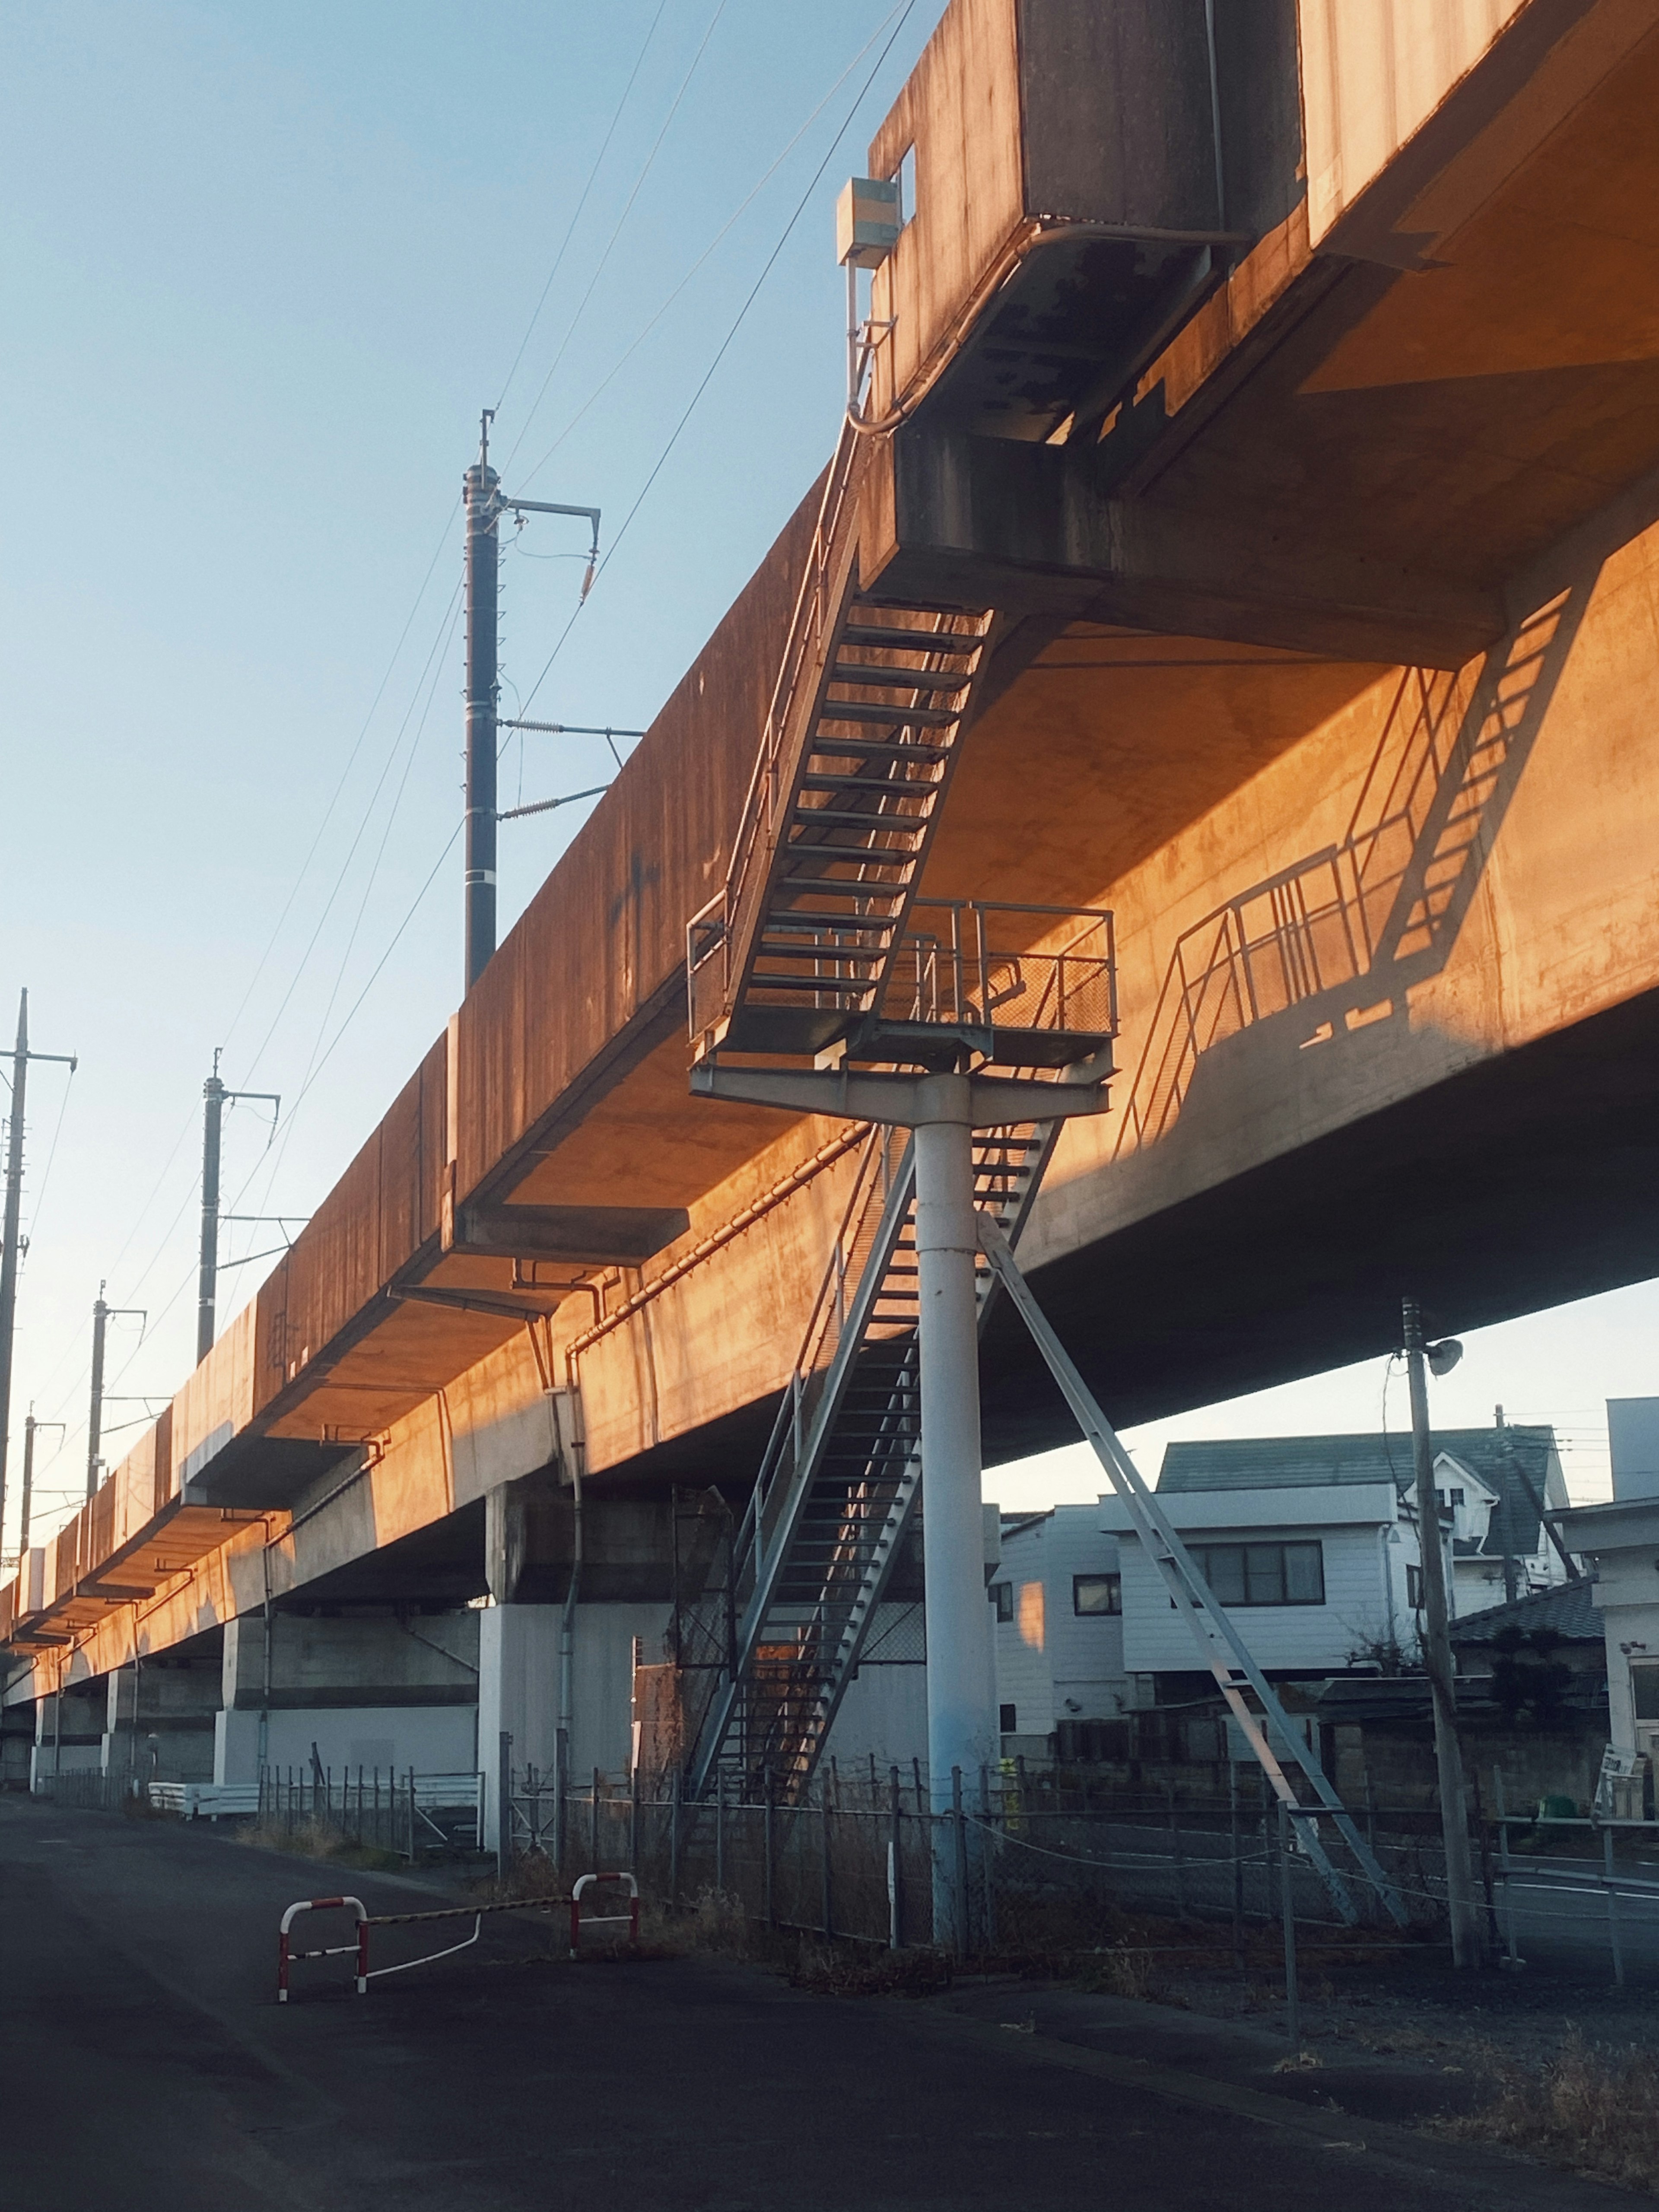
16;13;917;1537
492;0;670;423
515;0;910;492
515;0;919;722
237;593;465;1228
499;0;725;476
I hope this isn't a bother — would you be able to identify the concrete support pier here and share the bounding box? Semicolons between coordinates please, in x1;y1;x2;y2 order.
214;1610;480;1786
915;1089;997;1950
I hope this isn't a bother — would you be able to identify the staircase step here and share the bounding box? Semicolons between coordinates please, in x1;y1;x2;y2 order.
775;867;911;890
817;699;960;729
828;664;973;693
839;621;982;654
798;772;941;794
788;806;929;832
760;911;899;933
746;976;871;997
804;737;952;763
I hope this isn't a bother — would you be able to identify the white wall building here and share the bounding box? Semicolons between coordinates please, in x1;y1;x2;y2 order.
990;1506;1126;1753
1559;1398;1659;1758
1100;1428;1570;1704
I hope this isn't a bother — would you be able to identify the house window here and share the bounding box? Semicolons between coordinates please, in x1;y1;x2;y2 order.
999;1703;1017;1734
1407;1563;1424;1609
1074;1573;1121;1616
1436;1487;1465;1510
989;1581;1013;1622
1191;1541;1325;1607
1632;1664;1659;1722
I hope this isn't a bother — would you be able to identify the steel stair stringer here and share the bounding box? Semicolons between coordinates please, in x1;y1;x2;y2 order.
785;1121;1062;1785
685;1119;1062;1804
683;1133;918;1804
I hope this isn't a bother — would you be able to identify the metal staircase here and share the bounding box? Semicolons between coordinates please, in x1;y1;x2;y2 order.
688;432;995;1067
686;1118;1057;1802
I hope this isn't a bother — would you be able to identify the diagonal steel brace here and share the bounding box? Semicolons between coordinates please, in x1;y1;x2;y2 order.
976;1211;1409;1930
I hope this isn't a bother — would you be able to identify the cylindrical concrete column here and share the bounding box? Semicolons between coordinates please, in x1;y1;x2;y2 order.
915;1090;993;1950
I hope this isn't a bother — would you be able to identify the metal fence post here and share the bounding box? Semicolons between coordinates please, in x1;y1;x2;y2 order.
407;1766;416;1861
889;1765;904;1950
821;1783;833;1938
1230;1762;1245;1970
1167;1781;1185;1916
591;1767;601;1875
1280;1801;1300;2051
1494;1768;1521;1966
716;1770;725;1893
630;1761;640;1873
497;1732;512;1882
670;1767;682;1909
1605;1823;1625;1988
952;1766;969;1955
979;1763;996;1952
764;1776;776;1932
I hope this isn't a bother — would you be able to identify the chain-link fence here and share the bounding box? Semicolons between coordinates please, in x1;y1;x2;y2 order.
512;1763;1459;1955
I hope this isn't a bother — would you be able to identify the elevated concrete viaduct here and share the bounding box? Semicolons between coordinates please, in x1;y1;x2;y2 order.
8;0;1659;1813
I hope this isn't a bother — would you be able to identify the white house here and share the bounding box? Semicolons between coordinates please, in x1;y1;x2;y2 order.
990;1506;1126;1754
1559;1398;1659;1759
1099;1428;1570;1705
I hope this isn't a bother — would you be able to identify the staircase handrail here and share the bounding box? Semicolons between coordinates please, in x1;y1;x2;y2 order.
686;1138;917;1801
690;421;867;1030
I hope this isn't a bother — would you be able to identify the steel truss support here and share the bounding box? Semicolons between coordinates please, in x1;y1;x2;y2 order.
976;1211;1408;1930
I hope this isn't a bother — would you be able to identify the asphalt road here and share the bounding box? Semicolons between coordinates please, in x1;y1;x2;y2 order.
0;1798;1626;2211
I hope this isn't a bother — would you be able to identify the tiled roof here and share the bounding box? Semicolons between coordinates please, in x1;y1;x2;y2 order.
1449;1576;1602;1646
1157;1429;1562;1557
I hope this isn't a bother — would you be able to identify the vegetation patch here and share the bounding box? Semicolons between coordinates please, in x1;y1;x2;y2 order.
1438;2032;1659;2193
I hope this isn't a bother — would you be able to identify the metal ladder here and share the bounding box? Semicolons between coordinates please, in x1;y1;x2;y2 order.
687;1121;1057;1802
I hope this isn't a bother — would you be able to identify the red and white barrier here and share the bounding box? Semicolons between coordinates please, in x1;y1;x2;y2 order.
277;1896;369;2002
275;1891;588;2001
569;1871;640;1958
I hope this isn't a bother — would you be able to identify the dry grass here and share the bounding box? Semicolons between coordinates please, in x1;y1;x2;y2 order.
786;1941;954;1997
1440;2032;1659;2193
238;1815;402;1872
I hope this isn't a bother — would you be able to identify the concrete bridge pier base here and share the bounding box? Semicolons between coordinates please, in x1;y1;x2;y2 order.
31;1682;105;1787
213;1611;481;1788
478;1604;559;1856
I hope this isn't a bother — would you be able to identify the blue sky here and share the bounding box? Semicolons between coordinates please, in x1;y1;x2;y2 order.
0;2;1649;1549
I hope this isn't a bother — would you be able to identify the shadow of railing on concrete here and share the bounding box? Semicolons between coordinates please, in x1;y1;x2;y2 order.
1112;582;1596;1160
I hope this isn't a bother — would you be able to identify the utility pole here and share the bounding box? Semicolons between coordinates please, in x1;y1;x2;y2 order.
1494;1403;1520;1604
0;989;76;1550
196;1052;281;1364
463;410;501;993
1403;1295;1484;1967
461;409;602;992
18;1408;62;1565
86;1283;145;1500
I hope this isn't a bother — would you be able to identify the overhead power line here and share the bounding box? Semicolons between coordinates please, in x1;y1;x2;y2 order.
517;0;920;721
516;0;914;493
500;0;727;476
493;0;670;426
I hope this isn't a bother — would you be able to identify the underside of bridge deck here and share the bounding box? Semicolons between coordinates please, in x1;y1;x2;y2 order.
11;0;1659;1709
